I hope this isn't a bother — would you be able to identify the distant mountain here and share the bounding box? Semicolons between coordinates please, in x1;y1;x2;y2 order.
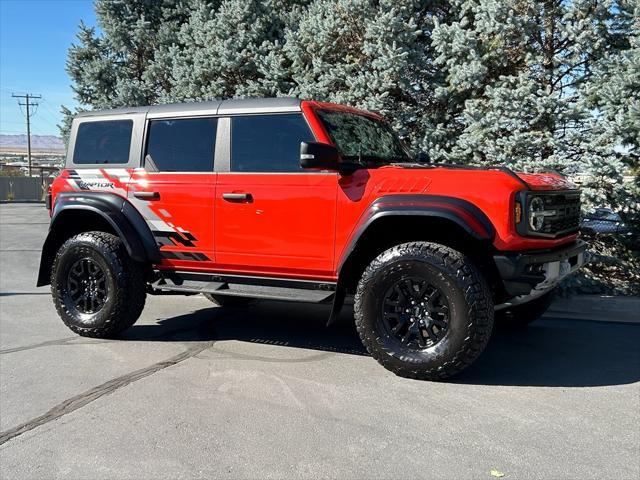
0;134;65;151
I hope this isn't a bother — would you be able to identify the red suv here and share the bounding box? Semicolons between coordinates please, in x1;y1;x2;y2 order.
38;98;587;379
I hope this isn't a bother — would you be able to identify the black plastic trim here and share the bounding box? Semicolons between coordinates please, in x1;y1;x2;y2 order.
158;270;337;292
119;200;161;260
338;194;496;274
493;240;587;296
152;270;337;303
37;192;160;286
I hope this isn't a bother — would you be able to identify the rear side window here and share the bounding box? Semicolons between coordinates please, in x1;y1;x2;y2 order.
73;120;133;164
231;114;314;172
145;118;217;172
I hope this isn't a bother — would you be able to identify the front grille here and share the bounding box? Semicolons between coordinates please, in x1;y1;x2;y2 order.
539;193;581;236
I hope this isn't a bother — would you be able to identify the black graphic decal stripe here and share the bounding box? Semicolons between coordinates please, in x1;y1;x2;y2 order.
161;251;210;261
153;231;197;247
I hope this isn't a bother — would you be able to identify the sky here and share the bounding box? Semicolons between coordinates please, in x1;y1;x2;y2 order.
0;0;96;137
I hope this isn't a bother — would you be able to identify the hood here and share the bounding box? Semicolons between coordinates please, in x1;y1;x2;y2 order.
517;172;578;191
387;163;578;191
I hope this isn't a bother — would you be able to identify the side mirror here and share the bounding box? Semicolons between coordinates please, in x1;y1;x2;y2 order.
300;142;340;171
417;151;430;163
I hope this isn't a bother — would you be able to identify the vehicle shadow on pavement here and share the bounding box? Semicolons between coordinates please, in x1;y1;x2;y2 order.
455;318;640;387
120;301;368;356
121;303;640;388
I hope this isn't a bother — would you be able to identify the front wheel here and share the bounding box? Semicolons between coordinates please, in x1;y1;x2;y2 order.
354;242;494;380
51;231;146;338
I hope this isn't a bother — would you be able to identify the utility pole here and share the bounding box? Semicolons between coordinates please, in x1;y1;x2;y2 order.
12;93;41;176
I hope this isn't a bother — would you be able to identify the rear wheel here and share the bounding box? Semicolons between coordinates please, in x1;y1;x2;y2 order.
51;231;146;338
495;290;555;329
354;241;494;380
203;293;256;308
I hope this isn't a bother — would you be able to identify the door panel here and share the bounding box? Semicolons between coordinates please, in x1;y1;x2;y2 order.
214;173;338;278
129;116;219;270
129;170;216;270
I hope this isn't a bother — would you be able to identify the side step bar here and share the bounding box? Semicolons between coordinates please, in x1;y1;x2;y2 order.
151;271;337;304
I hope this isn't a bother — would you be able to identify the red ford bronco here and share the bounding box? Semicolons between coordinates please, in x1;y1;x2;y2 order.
38;98;587;380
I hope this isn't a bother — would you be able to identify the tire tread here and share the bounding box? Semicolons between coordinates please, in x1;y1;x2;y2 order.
51;231;146;338
354;241;493;380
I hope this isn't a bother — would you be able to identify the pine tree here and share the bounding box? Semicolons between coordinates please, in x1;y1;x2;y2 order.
578;1;639;217
65;0;189;108
428;0;638;217
280;0;447;145
159;0;322;103
64;0;638;214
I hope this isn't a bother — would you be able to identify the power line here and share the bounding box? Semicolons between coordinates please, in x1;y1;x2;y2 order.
11;92;41;176
20;102;61;134
40;99;62;116
34;115;59;131
36;99;67;135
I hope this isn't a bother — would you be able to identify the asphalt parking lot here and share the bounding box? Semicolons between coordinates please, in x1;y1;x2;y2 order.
1;203;638;479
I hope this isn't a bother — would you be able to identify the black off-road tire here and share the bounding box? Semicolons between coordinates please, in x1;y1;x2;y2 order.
354;241;494;381
51;231;146;338
203;293;256;307
495;290;555;329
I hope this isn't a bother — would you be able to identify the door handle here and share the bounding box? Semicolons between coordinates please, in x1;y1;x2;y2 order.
222;192;253;202
133;191;160;200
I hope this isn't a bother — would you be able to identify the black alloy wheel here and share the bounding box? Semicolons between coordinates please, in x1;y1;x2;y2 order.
51;231;146;338
67;258;108;314
380;276;450;350
354;241;494;380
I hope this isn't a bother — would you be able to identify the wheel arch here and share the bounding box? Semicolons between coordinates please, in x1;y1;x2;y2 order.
37;192;160;286
336;195;501;293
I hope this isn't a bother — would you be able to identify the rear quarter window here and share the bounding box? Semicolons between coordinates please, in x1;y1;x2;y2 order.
73;120;133;165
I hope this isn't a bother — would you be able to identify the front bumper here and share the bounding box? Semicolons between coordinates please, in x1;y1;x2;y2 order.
493;240;588;309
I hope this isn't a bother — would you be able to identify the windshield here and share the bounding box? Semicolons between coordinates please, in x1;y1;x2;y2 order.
316;109;412;166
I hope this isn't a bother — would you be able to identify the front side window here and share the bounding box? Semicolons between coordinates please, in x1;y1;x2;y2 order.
231;114;315;172
145;118;217;172
73;120;133;164
316;110;410;166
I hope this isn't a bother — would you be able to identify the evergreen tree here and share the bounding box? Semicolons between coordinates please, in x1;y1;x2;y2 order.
430;1;614;166
161;0;302;102
66;0;190;108
64;0;637;215
578;1;639;217
280;0;444;144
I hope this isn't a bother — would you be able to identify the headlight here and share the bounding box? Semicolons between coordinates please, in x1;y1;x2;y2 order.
515;190;580;238
528;196;556;232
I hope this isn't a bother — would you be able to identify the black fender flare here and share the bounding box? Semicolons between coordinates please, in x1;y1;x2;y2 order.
327;195;495;326
338;194;496;274
37;192;160;286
